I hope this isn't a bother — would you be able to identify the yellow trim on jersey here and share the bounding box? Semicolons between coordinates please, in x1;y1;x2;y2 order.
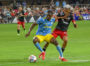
34;34;54;43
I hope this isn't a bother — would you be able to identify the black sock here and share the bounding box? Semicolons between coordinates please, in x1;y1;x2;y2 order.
17;29;20;34
24;28;25;31
62;48;65;52
43;47;46;51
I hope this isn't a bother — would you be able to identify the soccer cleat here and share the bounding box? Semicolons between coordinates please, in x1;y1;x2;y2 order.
59;57;68;62
39;52;45;60
17;34;20;36
59;56;68;62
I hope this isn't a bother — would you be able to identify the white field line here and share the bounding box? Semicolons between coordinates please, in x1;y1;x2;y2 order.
0;55;90;66
0;60;90;66
66;55;90;59
68;60;90;62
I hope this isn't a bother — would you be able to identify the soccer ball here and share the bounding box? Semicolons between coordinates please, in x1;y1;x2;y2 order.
28;55;37;63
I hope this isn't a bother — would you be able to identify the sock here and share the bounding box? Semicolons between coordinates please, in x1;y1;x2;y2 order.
62;48;65;52
35;42;43;52
17;29;20;34
43;47;46;51
24;28;26;33
24;28;25;31
56;45;63;58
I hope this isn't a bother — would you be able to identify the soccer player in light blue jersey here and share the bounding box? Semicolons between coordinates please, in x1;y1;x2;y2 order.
26;10;67;61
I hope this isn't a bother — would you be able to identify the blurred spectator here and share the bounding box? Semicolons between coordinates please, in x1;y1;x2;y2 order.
55;0;59;7
0;1;2;6
22;1;27;9
27;6;31;12
0;11;3;23
37;0;41;5
13;0;17;10
76;0;79;5
6;8;12;23
0;3;90;24
62;0;66;7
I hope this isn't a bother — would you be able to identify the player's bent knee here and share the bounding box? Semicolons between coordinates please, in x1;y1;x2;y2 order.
64;39;68;43
33;37;39;44
50;38;58;46
54;40;58;46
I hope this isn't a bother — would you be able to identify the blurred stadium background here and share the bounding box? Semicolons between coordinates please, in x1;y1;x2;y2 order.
0;0;90;24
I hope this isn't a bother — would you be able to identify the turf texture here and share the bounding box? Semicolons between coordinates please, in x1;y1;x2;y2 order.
0;20;90;66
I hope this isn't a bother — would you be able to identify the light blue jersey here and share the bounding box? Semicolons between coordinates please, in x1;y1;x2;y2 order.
36;17;55;36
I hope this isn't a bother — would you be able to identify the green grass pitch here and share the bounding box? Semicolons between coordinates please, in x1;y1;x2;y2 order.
0;20;90;66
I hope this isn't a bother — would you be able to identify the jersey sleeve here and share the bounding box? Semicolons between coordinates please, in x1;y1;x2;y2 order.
37;18;43;24
51;18;55;23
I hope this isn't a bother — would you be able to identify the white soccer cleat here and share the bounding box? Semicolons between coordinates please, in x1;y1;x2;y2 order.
17;34;20;36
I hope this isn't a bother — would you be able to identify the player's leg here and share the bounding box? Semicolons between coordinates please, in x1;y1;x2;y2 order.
62;36;68;52
33;37;43;52
60;31;68;52
50;37;67;61
45;34;63;59
33;36;45;60
50;37;63;58
43;29;58;51
17;22;21;35
21;22;26;31
43;42;49;51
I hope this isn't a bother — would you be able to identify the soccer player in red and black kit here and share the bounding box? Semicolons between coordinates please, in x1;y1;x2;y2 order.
43;5;77;53
17;6;26;35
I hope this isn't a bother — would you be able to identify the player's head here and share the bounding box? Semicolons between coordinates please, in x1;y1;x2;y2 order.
39;11;44;17
56;8;61;13
18;6;23;11
46;10;53;21
63;4;72;13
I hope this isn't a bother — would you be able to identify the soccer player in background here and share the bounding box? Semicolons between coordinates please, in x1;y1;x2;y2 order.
25;10;67;61
17;6;26;35
43;5;77;53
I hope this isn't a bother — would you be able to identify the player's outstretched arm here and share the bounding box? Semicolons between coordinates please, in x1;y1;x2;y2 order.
57;11;69;19
72;20;77;28
25;23;37;37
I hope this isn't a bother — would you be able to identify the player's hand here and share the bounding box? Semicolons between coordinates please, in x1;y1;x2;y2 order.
25;33;30;38
74;24;77;28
